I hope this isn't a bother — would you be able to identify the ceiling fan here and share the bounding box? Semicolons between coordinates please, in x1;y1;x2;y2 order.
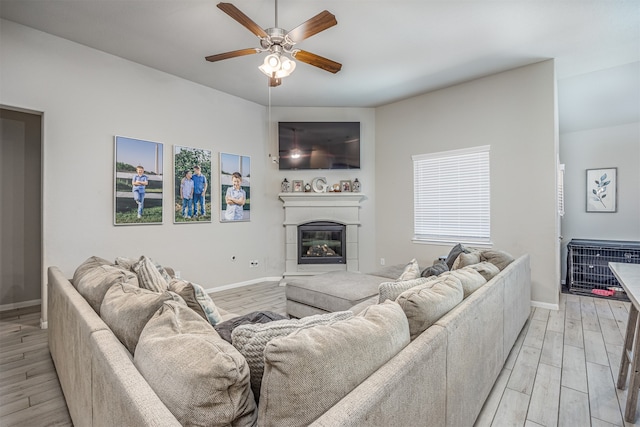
205;1;342;87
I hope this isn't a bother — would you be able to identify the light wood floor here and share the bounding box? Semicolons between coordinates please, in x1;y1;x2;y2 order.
1;283;639;427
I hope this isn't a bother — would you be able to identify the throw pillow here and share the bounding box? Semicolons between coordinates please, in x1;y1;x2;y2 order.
75;264;139;314
444;243;470;269
132;255;168;292
214;311;288;343
378;276;436;303
72;256;112;287
231;311;353;402
441;267;487;298
452;250;482;270
481;250;515;271
134;301;257;426
168;279;223;326
396;275;464;340
464;261;501;282
114;256;137;271
100;282;181;354
397;258;420;281
258;301;409;427
421;260;449;277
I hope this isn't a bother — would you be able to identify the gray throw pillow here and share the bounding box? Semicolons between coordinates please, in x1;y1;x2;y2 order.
231;311;353;402
134;301;257;426
444;243;471;269
421;260;449;277
132;255;169;292
168;279;223;325
72;256;112;287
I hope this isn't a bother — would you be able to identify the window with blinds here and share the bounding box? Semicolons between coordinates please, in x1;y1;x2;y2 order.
412;145;491;245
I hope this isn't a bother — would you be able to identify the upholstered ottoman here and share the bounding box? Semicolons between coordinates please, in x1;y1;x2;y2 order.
285;271;393;318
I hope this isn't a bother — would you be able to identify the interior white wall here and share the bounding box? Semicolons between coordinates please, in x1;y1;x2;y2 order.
375;60;559;307
559;122;640;279
0;20;286;322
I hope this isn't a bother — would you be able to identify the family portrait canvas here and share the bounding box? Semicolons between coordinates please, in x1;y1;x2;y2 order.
220;153;251;222
114;136;163;225
174;145;212;223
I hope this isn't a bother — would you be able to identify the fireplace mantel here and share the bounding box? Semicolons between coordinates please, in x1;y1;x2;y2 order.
279;192;365;277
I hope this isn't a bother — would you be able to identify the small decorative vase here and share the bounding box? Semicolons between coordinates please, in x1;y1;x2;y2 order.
281;178;291;193
352;178;361;192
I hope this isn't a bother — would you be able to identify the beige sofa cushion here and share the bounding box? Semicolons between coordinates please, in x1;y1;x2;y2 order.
378;276;437;303
396;275;463;340
441;267;487;298
72;256;113;287
75;264;139;314
231;311;353;401
259;301;409;427
168;279;222;325
465;261;501;282
481;249;515;271
134;301;257;426
397;258;421;280
452;250;482;270
100;282;180;354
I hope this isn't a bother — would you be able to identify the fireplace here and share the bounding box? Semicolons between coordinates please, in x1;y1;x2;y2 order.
298;222;346;265
279;192;365;277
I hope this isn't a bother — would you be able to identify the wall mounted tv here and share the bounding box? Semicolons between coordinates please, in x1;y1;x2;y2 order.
278;122;360;170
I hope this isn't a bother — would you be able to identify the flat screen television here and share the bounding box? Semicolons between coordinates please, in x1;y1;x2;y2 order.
278;122;360;170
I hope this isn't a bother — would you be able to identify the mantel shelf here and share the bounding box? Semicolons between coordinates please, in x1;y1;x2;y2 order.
279;192;365;206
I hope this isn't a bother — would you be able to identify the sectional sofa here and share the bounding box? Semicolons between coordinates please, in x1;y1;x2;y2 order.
47;251;530;426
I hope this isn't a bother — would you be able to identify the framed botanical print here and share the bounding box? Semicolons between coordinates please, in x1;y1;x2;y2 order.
586;167;617;213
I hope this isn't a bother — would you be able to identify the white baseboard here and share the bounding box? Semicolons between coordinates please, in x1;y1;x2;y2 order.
40;319;48;329
531;300;560;311
206;276;283;294
0;298;41;312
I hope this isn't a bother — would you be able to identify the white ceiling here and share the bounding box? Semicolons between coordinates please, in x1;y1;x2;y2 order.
1;0;638;108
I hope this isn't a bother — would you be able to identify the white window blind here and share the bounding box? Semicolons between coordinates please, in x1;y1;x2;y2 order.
413;145;491;245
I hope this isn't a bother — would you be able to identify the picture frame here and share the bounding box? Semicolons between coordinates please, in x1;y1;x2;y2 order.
220;152;251;222
340;180;352;192
173;145;212;223
292;180;304;192
114;136;163;225
586;167;617;213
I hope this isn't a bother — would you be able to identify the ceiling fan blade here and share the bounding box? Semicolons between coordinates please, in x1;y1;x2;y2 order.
269;76;282;87
217;2;268;38
292;50;342;74
285;10;337;43
205;48;260;62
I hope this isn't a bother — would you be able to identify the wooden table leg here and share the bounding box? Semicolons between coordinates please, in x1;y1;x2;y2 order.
624;305;640;422
619;305;639;389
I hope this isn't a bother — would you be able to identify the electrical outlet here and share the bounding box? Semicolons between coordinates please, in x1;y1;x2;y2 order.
250;260;259;268
174;270;181;279
380;258;385;266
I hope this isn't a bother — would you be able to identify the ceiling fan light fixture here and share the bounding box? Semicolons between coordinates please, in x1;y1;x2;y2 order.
259;53;296;78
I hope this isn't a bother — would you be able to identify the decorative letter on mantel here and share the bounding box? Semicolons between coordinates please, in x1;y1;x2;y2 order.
279;192;365;277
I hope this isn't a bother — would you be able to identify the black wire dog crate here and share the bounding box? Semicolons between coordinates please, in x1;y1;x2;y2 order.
566;239;640;300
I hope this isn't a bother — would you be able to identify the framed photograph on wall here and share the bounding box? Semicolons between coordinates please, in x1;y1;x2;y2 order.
220;152;251;222
174;145;212;223
114;136;163;225
586;167;617;213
